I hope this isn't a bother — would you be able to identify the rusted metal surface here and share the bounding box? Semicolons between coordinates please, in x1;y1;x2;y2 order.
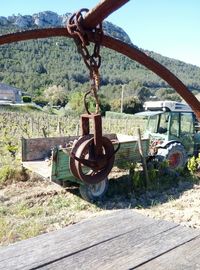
0;28;69;45
99;35;200;119
1;28;200;119
69;135;93;180
67;8;116;184
83;0;130;30
70;135;115;184
69;114;115;184
81;114;103;156
67;9;103;114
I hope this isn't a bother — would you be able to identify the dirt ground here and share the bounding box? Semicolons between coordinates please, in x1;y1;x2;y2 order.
135;182;200;229
1;169;200;246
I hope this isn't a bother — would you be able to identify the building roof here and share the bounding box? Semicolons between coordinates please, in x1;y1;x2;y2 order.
0;82;22;92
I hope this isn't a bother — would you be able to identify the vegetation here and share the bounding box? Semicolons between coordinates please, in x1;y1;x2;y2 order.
22;96;32;103
1;19;200;246
0;178;99;245
187;154;200;174
1;24;200;109
0;107;200;246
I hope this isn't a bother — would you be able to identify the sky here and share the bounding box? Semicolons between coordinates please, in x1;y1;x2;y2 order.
1;0;200;67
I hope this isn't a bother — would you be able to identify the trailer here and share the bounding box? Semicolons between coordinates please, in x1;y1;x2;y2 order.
21;134;149;201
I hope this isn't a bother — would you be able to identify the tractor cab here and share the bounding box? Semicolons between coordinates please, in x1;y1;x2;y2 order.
137;101;197;158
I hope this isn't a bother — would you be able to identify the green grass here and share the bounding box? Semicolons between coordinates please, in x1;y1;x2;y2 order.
0;185;100;246
0;104;43;113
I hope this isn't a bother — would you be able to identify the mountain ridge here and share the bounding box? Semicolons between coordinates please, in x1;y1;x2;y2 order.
0;11;132;44
0;11;200;100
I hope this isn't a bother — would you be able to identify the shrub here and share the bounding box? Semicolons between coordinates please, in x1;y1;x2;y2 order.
129;159;180;193
187;154;200;174
22;96;32;103
0;165;29;187
105;111;137;119
0;165;15;186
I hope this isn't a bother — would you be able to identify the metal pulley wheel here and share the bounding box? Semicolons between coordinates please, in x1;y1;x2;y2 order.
70;135;115;184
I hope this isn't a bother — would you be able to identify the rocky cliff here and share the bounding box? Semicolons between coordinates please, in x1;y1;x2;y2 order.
0;11;132;44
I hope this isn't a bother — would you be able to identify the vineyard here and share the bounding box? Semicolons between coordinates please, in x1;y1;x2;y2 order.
1;109;200;246
0;110;145;167
0;109;147;245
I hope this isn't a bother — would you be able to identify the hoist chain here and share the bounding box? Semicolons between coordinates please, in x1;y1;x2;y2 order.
67;9;118;185
67;9;103;114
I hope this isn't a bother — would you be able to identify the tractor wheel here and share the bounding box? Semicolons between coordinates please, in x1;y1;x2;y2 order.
156;142;187;169
79;177;109;202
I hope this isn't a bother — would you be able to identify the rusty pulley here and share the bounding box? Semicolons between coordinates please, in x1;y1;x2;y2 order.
67;9;118;184
69;114;119;184
69;133;115;184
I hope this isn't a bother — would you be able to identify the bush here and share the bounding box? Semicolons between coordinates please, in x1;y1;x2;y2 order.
129;160;180;193
0;165;15;186
0;165;29;187
22;96;32;103
32;96;48;107
105;111;137;119
187;154;200;174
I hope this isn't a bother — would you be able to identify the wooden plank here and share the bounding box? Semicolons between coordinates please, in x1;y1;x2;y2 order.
138;235;200;270
1;210;200;270
39;222;200;270
22;136;79;161
0;210;172;270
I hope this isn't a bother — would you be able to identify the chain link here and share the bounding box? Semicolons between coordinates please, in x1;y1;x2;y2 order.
67;9;103;114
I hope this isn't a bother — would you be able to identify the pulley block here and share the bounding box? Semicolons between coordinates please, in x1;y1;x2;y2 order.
69;114;116;184
70;135;115;184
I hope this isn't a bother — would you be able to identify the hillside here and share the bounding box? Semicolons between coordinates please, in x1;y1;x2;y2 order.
0;11;200;102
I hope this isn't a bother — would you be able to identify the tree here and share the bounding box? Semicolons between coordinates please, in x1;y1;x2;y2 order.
43;85;68;106
110;98;121;112
68;92;85;114
99;94;111;115
156;88;181;102
134;86;152;102
123;96;143;114
68;91;109;115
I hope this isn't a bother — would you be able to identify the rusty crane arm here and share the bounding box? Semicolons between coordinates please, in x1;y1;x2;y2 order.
0;0;200;119
83;0;130;29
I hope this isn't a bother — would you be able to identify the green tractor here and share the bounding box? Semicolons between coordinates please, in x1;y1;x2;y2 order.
137;100;200;169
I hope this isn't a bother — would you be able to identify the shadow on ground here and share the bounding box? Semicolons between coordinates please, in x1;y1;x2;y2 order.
66;173;198;210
